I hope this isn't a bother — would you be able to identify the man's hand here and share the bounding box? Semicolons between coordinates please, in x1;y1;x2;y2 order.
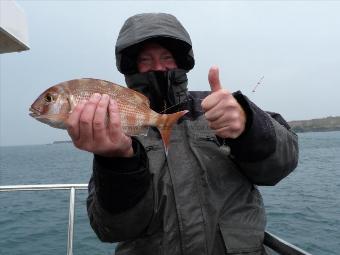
66;93;134;157
201;66;246;139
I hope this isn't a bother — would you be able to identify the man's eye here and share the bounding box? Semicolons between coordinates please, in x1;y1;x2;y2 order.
161;55;175;63
138;56;151;63
162;55;174;60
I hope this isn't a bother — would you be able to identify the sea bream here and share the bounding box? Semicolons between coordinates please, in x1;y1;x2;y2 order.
29;78;188;151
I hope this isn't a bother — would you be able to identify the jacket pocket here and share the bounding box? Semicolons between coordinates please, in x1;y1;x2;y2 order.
219;224;264;254
115;233;162;255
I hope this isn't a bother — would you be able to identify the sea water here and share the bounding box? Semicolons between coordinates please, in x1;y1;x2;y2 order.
1;131;339;254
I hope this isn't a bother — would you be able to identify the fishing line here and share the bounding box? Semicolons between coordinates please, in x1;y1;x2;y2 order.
159;97;194;114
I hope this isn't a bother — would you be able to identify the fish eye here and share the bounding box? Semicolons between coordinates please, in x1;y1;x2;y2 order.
44;94;54;103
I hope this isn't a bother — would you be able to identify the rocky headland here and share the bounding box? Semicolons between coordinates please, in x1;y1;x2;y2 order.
288;116;340;133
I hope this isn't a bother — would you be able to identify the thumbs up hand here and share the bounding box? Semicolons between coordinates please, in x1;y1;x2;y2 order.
201;66;246;139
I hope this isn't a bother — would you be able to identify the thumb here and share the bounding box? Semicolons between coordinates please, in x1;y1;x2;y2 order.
208;66;222;92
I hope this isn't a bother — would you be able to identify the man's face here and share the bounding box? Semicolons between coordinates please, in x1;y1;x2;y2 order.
137;42;178;73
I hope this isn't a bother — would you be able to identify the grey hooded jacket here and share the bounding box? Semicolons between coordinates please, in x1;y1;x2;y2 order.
87;13;299;255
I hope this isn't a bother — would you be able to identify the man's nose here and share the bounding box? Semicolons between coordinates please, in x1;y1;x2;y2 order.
151;59;166;71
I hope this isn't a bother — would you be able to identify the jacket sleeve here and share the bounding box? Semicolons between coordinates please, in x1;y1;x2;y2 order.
87;138;154;242
223;91;299;186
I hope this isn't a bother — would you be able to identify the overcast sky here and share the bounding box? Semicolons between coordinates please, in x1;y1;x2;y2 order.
1;1;340;146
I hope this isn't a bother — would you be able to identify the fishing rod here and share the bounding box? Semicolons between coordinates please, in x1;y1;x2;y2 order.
252;76;264;92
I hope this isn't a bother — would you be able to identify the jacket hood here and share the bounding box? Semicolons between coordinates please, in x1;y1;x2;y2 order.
115;13;195;74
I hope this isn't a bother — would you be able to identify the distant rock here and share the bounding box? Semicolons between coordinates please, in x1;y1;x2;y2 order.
288;116;340;133
52;140;72;144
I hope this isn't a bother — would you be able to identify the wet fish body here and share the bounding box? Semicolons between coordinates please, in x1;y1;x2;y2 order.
29;78;187;150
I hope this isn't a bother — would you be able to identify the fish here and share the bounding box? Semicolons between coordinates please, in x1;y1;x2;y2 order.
29;78;188;152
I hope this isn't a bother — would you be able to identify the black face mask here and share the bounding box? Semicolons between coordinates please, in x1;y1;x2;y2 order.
125;69;189;113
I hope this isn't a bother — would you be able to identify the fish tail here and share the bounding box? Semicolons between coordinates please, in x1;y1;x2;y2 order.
157;110;188;154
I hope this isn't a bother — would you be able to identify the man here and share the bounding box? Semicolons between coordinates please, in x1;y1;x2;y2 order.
66;13;298;255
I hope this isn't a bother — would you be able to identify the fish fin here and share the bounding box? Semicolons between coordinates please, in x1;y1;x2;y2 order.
158;110;189;154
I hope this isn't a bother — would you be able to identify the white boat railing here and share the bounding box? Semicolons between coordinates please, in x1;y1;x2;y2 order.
0;184;312;255
0;184;88;255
